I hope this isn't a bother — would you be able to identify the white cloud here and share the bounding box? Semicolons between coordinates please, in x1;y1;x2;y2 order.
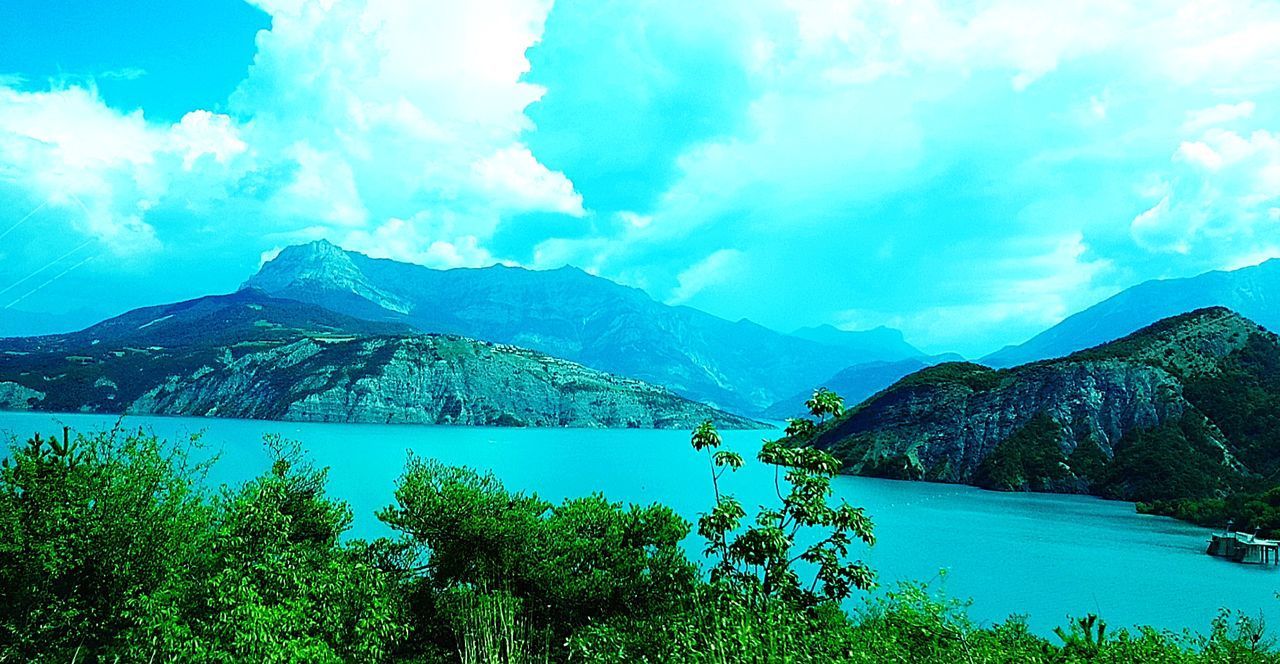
227;0;569;217
834;234;1113;354
472;146;584;216
0;86;251;253
0;0;581;265
171;110;247;170
340;214;505;269
668;249;744;305
1135;127;1280;257
1183;101;1255;131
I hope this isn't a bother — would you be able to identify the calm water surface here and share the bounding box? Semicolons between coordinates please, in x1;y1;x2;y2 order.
2;411;1276;636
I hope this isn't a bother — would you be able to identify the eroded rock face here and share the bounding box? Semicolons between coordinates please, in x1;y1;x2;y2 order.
0;293;762;429
817;360;1195;483
811;307;1266;493
0;382;44;410
24;333;759;429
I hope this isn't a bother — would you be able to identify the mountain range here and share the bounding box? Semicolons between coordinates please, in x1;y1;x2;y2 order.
0;290;759;429
807;307;1280;504
242;240;922;416
7;238;1280;439
984;259;1280;367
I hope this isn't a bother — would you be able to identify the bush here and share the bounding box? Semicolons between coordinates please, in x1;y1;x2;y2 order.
378;457;697;659
0;429;403;663
0;427;213;660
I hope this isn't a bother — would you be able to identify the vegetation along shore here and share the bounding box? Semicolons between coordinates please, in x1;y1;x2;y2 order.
2;413;1277;662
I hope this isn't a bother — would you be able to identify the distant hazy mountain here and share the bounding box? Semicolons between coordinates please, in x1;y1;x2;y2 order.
242;240;914;415
789;324;923;361
761;351;965;420
808;307;1278;503
984;259;1280;367
0;290;760;429
762;359;930;420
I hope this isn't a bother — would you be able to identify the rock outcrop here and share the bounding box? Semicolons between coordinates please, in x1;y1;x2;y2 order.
809;308;1275;500
0;291;761;429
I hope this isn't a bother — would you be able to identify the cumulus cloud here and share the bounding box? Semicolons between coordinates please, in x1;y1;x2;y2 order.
522;0;1280;353
341;214;504;268
1133;127;1280;258
0;0;581;266
6;0;1280;355
0;86;249;253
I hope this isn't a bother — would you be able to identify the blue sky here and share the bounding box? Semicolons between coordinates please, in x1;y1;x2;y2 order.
1;1;1279;356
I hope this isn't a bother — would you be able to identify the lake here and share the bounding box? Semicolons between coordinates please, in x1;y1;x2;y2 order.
2;410;1276;637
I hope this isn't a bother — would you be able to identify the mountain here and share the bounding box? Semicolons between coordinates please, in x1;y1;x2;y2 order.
0;291;760;429
789;325;923;361
984;259;1280;367
806;307;1280;504
762;352;968;420
242;240;911;415
762;359;930;420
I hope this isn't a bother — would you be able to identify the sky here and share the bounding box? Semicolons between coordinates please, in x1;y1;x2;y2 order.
1;1;1279;357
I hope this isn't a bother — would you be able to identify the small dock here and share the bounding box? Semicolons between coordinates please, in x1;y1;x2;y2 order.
1207;532;1280;565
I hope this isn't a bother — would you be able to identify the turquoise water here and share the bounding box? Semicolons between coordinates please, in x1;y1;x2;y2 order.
2;411;1277;636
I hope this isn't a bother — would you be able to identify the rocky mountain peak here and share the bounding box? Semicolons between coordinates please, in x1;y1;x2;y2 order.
245;240;360;290
242;241;413;315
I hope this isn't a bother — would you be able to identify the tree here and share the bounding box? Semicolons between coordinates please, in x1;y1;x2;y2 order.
805;387;845;424
691;416;875;608
378;456;697;658
0;427;213;661
185;437;403;663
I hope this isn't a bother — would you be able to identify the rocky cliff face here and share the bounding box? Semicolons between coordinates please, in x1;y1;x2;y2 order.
810;308;1271;499
820;360;1196;482
129;335;758;428
0;293;761;429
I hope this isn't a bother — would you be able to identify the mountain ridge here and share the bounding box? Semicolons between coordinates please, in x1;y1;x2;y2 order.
242;240;921;415
984;259;1280;367
805;307;1276;504
0;291;762;429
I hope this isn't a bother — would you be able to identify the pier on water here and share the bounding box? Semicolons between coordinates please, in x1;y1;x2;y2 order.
1208;532;1280;565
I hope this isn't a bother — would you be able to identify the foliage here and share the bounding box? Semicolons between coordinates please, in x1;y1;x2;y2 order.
691;418;876;607
179;437;403;663
1139;485;1280;538
377;456;696;659
3;425;1280;662
896;362;1003;392
805;387;845;423
1098;414;1236;502
0;428;402;663
972;413;1070;492
1066;437;1110;486
567;581;863;662
1125;332;1280;534
1181;334;1280;474
0;427;213;660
